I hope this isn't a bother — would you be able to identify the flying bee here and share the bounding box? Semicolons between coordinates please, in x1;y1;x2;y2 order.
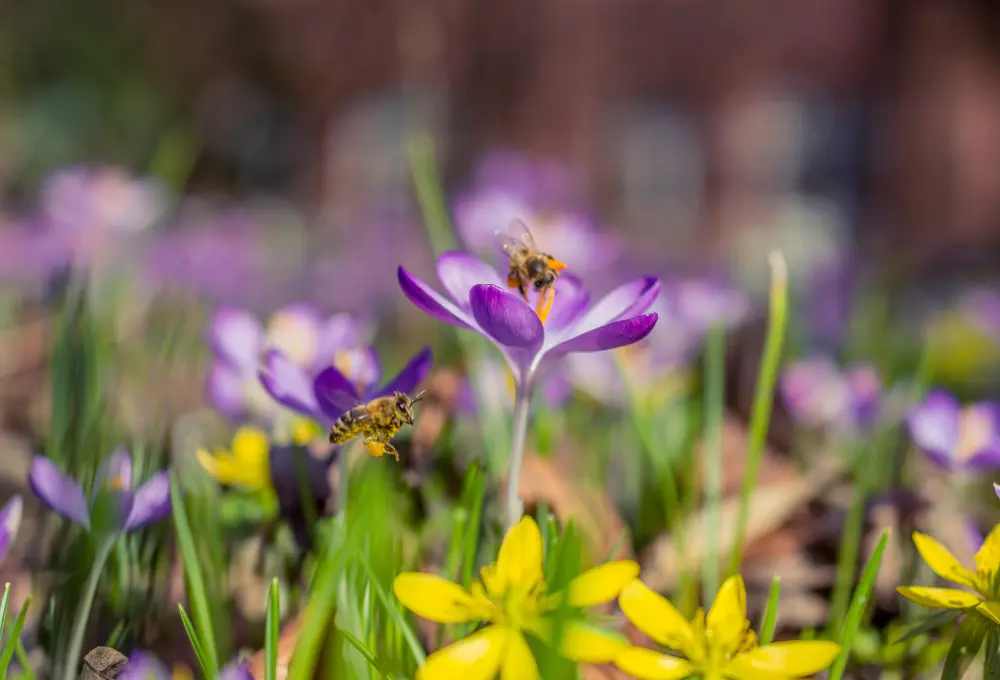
328;391;426;460
495;218;567;322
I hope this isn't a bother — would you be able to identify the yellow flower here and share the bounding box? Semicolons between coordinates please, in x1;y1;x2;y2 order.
393;516;638;680
196;426;272;491
616;576;840;680
897;527;1000;625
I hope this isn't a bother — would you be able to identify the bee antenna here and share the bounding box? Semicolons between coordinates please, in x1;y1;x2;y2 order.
411;390;427;404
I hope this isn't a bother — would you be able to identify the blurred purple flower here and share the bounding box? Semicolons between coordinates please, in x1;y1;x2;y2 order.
398;252;658;386
207;304;375;423
453;151;620;274
907;390;1000;471
780;357;883;433
41;166;167;236
260;346;432;427
28;448;170;533
120;651;253;680
0;495;22;565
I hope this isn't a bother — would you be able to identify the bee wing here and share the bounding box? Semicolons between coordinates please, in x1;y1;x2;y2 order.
315;385;364;420
493;218;538;256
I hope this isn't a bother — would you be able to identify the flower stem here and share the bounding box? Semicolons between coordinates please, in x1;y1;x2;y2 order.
505;382;532;530
62;536;116;680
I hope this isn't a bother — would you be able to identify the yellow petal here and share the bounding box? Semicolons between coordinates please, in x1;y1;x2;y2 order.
975;524;1000;589
557;622;628;664
977;601;1000;625
495;516;544;593
614;647;694;680
896;586;982;610
912;532;978;589
232;427;270;463
500;631;539;680
566;561;640;608
724;641;840;679
619;579;696;654
416;625;507;680
393;573;491;624
706;575;748;654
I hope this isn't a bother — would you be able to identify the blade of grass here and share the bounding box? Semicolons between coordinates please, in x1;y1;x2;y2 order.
460;466;485;589
170;473;219;677
826;450;871;636
702;324;725;609
340;627;401;679
0;597;31;677
15;637;34;680
828;528;891;680
758;577;781;645
178;605;209;677
727;252;788;576
0;583;10;643
407;134;458;254
351;545;426;665
265;578;280;680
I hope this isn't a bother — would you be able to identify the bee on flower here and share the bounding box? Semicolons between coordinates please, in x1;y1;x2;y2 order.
615;575;840;680
393;516;638;679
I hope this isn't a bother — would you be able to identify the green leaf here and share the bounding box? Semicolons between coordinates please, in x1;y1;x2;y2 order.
828;529;890;680
894;609;964;645
758;577;781;645
350;544;426;665
702;324;725;608
942;614;988;680
0;596;32;677
0;583;10;644
178;605;209;678
265;578;281;680
170;474;219;677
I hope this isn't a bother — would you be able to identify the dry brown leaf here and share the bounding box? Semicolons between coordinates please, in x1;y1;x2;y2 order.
640;457;844;592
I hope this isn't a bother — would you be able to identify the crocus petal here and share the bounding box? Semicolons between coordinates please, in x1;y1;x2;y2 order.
896;586;982;610
375;346;433;398
613;647;693;680
706;575;748;652
315;313;372;362
554;622;628;664
206;362;248;419
544;274;591;335
995;482;1000;501
0;495;23;562
259;350;322;420
500;631;539;680
29;456;90;527
912;532;978;589
469;285;545;351
618;579;695;653
398;266;475;329
495;516;545;593
566;560;640;607
124;472;170;530
313;366;361;420
118;651;170;680
95;446;133;494
907;390;960;458
547;313;658;361
208;306;263;373
217;661;255;680
416;625;507;680
568;277;660;336
393;573;490;624
437;252;504;307
725;641;840;679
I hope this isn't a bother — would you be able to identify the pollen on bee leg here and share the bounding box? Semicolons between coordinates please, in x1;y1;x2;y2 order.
365;441;387;457
535;288;555;324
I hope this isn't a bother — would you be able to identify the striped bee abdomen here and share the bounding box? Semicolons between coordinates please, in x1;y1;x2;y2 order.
329;406;370;444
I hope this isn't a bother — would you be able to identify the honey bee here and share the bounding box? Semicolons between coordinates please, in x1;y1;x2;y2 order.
328;391;426;460
495;219;567;321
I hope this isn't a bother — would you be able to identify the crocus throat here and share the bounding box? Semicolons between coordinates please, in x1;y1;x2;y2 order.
104;476;125;492
333;350;367;395
956;407;994;462
536;288;555;324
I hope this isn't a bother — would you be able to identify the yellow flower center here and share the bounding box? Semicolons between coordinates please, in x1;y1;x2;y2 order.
266;310;318;366
474;565;549;632
103;475;125;492
688;608;759;673
333;349;368;394
956;406;994;463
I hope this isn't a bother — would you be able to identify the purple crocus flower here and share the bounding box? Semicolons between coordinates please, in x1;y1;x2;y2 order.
28;448;170;533
259;345;433;427
452;151;620;275
207;304;376;424
120;651;253;680
0;495;23;565
398;252;658;386
780;357;883;433
907;390;1000;471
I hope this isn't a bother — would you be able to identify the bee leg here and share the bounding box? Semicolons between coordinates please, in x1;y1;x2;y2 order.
383;442;400;461
535;287;555;324
363;435;386;458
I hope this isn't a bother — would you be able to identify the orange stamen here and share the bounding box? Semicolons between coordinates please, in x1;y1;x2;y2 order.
535;288;555;324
